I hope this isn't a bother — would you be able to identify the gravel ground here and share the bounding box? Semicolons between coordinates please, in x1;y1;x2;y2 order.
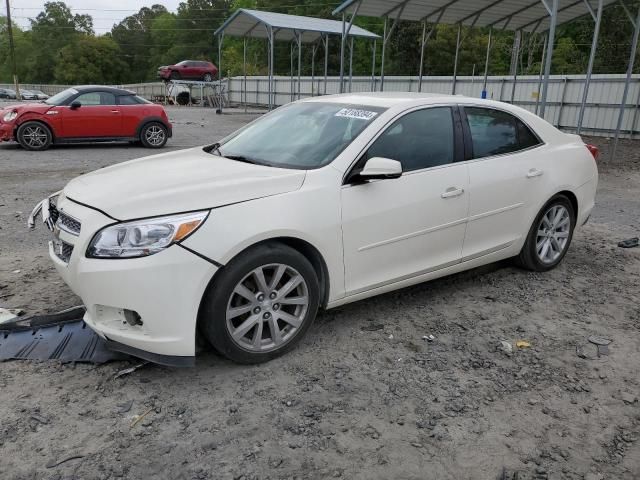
0;105;639;480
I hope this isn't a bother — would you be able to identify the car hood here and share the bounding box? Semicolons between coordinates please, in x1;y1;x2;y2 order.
2;102;52;114
63;147;307;220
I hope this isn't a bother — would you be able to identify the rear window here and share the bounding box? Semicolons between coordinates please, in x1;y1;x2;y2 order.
118;95;151;105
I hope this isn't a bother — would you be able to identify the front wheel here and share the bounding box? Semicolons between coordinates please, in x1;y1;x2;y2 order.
516;195;575;271
139;122;168;148
16;121;53;151
201;243;320;364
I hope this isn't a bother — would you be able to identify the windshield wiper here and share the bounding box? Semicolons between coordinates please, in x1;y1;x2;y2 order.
223;154;261;165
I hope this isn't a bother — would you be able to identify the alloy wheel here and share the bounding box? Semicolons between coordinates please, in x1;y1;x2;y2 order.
21;125;48;148
144;125;165;146
536;204;571;264
226;263;309;352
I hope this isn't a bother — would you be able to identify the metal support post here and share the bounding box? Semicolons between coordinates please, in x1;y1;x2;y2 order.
539;0;558;118
452;24;462;95
381;17;388;91
482;27;492;98
243;37;247;112
339;0;361;93
510;30;521;103
311;43;317;97
535;33;547;114
611;3;640;160
324;34;329;95
371;39;377;92
349;36;354;92
217;32;224;113
297;32;302;100
577;0;603;134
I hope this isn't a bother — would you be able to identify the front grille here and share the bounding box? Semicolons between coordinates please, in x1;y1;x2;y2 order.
57;211;81;236
54;240;74;263
49;201;59;225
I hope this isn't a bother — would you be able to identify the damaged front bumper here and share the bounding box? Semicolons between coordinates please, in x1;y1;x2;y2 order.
28;193;219;364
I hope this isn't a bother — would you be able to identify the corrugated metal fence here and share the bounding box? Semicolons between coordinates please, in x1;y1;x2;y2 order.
4;74;640;138
225;74;640;138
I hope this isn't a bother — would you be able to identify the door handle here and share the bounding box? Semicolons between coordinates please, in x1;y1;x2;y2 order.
526;168;543;178
441;187;464;199
111;110;120;114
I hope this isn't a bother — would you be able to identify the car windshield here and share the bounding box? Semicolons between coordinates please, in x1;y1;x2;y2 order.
45;88;79;105
216;102;385;169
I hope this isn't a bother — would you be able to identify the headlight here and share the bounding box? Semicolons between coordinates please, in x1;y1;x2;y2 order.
87;211;209;259
3;111;17;122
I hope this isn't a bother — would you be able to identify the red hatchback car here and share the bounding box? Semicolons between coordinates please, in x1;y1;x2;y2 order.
158;60;218;82
0;86;172;151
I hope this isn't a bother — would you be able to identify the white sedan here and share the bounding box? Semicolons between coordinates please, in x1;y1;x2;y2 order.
30;93;598;366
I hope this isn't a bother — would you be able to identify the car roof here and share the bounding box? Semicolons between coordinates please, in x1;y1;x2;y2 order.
72;85;136;96
302;92;493;108
301;91;565;142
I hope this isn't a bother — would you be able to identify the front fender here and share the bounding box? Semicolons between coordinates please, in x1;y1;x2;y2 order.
16;113;60;138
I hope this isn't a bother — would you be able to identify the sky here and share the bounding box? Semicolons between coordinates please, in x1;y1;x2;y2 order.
5;0;184;33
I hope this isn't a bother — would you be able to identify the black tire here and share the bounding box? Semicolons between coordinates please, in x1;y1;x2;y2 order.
16;121;53;151
203;73;213;82
170;70;180;80
176;91;190;106
516;194;576;272
201;243;320;364
139;122;168;148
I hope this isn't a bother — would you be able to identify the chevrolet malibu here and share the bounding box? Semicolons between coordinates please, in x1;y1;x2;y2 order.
29;93;598;366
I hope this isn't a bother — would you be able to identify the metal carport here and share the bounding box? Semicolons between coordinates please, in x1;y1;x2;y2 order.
214;9;380;111
334;0;638;159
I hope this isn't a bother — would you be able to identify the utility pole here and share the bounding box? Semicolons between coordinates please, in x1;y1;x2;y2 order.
5;0;21;100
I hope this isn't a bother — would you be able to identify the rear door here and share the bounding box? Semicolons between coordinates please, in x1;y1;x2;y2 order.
59;92;123;138
460;106;550;259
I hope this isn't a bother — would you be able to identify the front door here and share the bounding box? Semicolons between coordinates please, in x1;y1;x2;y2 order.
60;91;122;138
341;106;469;295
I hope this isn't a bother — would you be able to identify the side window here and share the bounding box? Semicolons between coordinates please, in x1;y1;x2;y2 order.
464;107;541;158
118;95;141;105
75;92;116;106
465;107;519;158
365;107;455;172
516;119;541;149
75;93;101;106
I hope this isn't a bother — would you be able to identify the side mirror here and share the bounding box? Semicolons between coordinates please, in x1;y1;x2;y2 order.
358;157;402;181
70;101;81;109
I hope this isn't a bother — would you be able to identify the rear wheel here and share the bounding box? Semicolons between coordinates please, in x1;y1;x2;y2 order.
201;243;320;364
139;122;167;148
16;121;53;151
203;73;213;82
516;195;575;271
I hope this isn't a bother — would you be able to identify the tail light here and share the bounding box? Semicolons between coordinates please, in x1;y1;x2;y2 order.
585;144;599;160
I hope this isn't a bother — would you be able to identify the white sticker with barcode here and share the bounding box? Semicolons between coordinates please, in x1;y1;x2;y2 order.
335;108;378;120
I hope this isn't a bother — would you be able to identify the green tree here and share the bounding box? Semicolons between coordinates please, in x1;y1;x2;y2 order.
54;35;127;84
23;2;93;83
109;5;169;82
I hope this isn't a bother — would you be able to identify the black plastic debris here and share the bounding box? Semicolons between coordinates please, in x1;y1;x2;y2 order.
0;307;129;363
618;237;639;248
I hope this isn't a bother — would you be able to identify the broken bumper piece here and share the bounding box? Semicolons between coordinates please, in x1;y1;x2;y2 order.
0;307;129;364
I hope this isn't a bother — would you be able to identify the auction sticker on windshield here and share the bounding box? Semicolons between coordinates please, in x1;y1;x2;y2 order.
335;108;379;120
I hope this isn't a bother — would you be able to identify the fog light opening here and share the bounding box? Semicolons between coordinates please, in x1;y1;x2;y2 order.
124;310;143;326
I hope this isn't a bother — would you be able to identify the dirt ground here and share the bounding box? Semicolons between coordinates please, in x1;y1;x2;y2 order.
0;105;639;480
